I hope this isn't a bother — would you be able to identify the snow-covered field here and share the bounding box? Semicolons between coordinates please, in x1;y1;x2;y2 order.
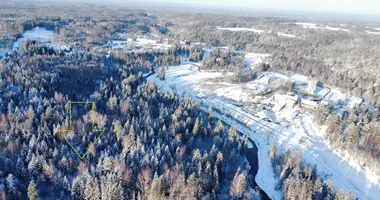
216;26;265;33
216;26;296;38
295;22;350;32
148;62;380;200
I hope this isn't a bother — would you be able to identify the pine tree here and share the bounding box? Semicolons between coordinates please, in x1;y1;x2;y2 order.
228;125;238;144
148;175;165;199
269;144;277;161
335;189;345;200
113;120;122;141
72;176;84;200
213;165;220;192
345;191;355;200
313;178;323;200
0;73;2;91
101;173;124;200
240;136;248;153
181;173;198;200
323;180;335;200
192;118;200;136
6;174;17;199
229;169;247;199
27;180;38;200
208;107;214;123
85;177;100;200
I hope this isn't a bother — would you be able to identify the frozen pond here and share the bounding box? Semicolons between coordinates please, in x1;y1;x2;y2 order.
12;27;55;51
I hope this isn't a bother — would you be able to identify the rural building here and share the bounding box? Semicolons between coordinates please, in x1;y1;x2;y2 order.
273;94;298;108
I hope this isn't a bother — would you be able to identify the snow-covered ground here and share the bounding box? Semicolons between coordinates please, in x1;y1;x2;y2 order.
216;26;296;38
148;62;380;200
295;22;350;32
216;26;265;33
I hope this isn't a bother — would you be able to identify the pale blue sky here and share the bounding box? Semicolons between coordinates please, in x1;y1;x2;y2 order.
148;0;380;16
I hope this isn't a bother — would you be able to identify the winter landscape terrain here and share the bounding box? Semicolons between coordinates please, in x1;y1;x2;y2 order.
1;1;380;200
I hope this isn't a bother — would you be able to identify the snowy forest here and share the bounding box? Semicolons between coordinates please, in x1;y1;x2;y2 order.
2;1;380;199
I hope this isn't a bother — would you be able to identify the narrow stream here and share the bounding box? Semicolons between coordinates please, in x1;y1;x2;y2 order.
244;139;271;200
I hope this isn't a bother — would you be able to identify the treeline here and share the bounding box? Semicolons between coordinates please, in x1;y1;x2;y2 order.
269;145;356;200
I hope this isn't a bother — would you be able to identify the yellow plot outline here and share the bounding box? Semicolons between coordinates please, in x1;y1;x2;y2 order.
58;102;105;159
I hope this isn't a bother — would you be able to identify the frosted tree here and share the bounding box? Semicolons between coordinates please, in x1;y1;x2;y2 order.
229;169;248;199
27;180;38;200
85;177;101;200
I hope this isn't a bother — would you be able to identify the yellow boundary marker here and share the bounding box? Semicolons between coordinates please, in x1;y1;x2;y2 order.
58;102;105;159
